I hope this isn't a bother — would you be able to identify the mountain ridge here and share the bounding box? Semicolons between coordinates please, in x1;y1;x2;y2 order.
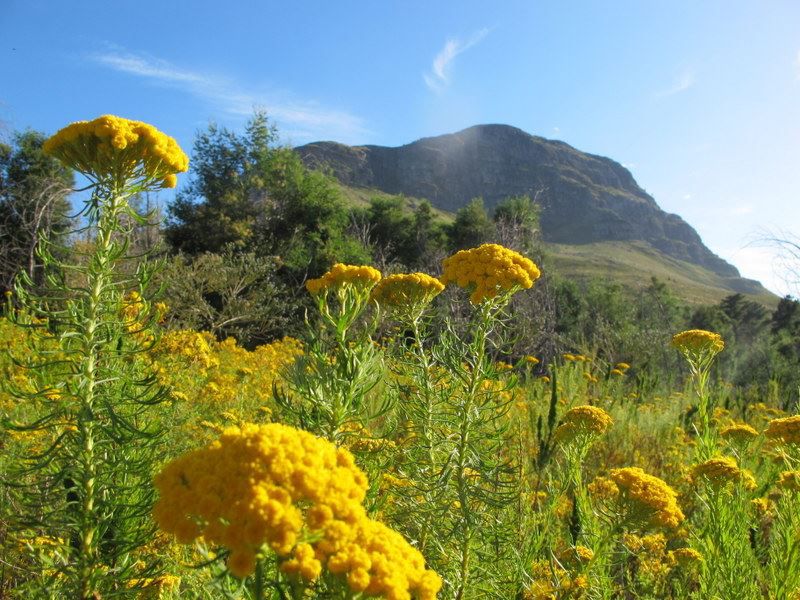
296;124;772;301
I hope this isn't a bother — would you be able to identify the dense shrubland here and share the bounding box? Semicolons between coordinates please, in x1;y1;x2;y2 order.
1;114;800;599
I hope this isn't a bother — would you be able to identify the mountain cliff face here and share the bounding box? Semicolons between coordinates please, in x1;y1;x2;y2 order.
297;124;740;279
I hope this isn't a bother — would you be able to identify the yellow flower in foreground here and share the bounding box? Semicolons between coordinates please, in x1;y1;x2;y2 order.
765;415;800;446
306;264;382;295
671;329;724;357
691;457;756;490
440;243;541;304
609;467;685;529
554;405;613;445
370;272;444;312
153;423;440;598
44;115;188;188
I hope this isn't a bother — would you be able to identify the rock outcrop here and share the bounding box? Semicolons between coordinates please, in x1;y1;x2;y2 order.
298;124;740;278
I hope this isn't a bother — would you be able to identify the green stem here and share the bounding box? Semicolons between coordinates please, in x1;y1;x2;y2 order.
454;301;493;600
77;190;122;598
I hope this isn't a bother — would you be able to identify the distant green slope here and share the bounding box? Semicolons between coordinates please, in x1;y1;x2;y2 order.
545;241;778;307
335;183;778;308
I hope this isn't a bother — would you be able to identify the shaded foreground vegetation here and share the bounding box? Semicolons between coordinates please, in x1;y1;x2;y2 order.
2;114;800;599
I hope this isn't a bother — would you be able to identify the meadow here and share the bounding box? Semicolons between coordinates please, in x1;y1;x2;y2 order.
2;116;799;600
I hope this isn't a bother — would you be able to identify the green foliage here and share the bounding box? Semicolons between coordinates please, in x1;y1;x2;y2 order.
166;113;276;253
0;130;74;290
493;195;541;254
448;198;496;251
159;249;294;347
166;111;369;280
4;174;167;597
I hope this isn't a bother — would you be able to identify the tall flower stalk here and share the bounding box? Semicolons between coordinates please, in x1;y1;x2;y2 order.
3;115;187;597
671;329;725;459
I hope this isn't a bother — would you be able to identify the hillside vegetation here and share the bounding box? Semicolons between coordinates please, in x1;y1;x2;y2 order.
2;112;800;599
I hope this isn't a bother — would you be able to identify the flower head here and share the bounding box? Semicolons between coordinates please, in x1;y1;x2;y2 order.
765;415;800;446
669;547;703;570
370;272;444;316
691;456;756;491
306;264;382;296
720;422;759;445
608;467;685;530
440;243;540;304
153;423;439;598
44;115;188;188
554;405;613;446
671;329;724;358
777;470;800;493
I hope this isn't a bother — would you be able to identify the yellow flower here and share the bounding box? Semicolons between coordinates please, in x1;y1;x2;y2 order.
306;264;381;295
153;423;439;598
608;467;685;530
691;457;756;491
765;415;800;446
720;422;759;444
524;356;540;365
44;115;188;188
609;368;625;377
669;547;703;569
554;405;613;445
671;329;724;356
440;243;541;304
370;272;444;311
615;362;631;370
777;470;800;492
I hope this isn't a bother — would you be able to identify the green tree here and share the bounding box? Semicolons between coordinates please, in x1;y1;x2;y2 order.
448;197;496;251
166;112;368;280
0;130;74;290
493;195;541;254
166;112;276;253
160;249;294;346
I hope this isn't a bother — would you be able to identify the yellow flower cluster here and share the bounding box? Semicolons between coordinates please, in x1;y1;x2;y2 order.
554;405;613;445
371;273;444;311
148;332;301;415
668;547;703;569
720;422;759;444
691;457;756;490
776;470;800;492
608;467;685;529
43;115;188;188
765;415;800;446
525;559;588;600
440;244;541;304
555;544;594;566
153;423;440;598
671;329;725;356
306;264;382;295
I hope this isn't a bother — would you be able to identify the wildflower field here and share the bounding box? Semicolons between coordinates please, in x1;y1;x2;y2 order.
2;116;800;600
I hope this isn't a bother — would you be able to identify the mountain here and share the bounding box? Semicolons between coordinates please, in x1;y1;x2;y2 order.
296;124;774;304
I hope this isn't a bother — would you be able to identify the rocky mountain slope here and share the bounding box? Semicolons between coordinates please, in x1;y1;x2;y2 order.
297;124;772;301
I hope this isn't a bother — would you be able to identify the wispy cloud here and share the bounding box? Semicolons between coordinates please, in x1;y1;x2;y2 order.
423;28;490;92
654;69;696;98
90;49;370;143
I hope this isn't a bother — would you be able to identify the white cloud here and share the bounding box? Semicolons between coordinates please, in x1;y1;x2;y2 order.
683;193;693;200
90;50;370;143
423;28;490;92
654;69;696;98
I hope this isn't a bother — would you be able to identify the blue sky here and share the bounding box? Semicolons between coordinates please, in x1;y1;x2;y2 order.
2;1;799;295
